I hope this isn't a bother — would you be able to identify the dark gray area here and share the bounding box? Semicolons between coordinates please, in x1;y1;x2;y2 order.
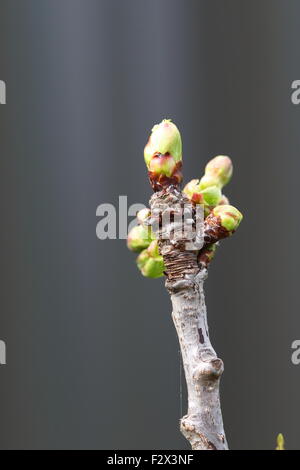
0;0;299;450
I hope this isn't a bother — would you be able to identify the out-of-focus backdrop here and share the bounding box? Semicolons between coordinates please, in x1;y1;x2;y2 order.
0;0;299;450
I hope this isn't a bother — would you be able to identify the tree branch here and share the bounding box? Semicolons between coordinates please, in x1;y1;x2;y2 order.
149;186;228;450
167;271;227;450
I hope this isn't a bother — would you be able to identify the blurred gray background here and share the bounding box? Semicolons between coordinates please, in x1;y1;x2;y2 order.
0;0;299;450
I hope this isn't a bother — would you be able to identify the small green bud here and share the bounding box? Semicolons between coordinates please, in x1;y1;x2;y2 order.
200;186;222;207
213;205;243;232
204;204;243;243
199;156;233;190
205;155;233;188
127;224;153;252
199;174;219;190
137;208;151;225
276;433;285;450
183;180;221;208
142;256;165;278
136;240;165;278
148;153;176;177
183;179;203;204
144;119;183;191
144;119;182;167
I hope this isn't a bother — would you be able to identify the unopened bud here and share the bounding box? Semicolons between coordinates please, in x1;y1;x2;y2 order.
183;180;221;207
213;205;242;232
144;119;183;191
200;155;233;189
144;119;182;165
199;174;219;190
206;155;233;187
136;240;165;278
204;204;243;243
127;224;153;252
200;186;222;207
148;153;176;177
183;179;203;204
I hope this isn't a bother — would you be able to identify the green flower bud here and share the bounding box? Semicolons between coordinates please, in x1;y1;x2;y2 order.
199;174;220;190
144;119;182;167
204;155;233;188
200;186;222;207
137;208;151;225
148;153;176;177
127;224;153;252
136;240;165;278
183;180;221;208
204;204;243;243
142;257;165;278
213;205;243;232
144;119;183;191
183;179;203;204
276;434;285;450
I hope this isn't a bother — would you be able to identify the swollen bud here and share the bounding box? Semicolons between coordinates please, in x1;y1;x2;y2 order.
183;179;203;204
213;205;243;232
204;204;243;243
199;156;233;190
201;186;222;207
144;119;183;191
144;119;182;165
136;240;165;278
127;224;153;252
199;174;219;190
148;153;176;177
183;180;221;207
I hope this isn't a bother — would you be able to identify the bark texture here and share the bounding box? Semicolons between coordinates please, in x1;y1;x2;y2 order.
149;186;228;450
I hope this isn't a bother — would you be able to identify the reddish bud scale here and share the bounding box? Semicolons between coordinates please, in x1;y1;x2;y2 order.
204;214;231;244
190;192;204;204
148;157;183;191
197;244;217;268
